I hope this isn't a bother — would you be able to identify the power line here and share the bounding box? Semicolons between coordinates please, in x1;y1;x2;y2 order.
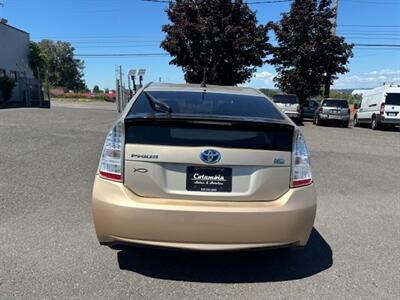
342;0;400;5
74;44;400;58
141;0;171;2
75;53;169;57
337;31;400;35
74;45;160;49
338;24;400;28
354;43;400;47
338;33;400;40
32;40;159;45
31;35;149;39
348;37;400;40
142;0;399;5
245;0;291;3
142;0;292;4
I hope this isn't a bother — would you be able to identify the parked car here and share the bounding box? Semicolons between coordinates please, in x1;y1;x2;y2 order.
272;94;302;124
92;83;316;251
302;99;319;119
314;98;351;127
353;85;400;130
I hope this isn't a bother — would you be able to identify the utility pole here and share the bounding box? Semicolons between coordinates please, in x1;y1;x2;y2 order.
119;65;123;112
331;0;338;35
324;0;339;98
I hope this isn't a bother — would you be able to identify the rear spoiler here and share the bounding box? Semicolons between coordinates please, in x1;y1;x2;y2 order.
124;114;295;131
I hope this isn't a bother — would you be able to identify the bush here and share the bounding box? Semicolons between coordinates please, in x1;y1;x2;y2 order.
0;76;16;102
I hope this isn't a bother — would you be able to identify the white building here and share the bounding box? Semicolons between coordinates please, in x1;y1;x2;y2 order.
0;19;36;106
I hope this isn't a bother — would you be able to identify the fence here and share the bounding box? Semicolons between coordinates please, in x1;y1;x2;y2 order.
1;76;50;108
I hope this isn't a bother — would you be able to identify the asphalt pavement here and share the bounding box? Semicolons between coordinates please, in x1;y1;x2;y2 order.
0;105;399;299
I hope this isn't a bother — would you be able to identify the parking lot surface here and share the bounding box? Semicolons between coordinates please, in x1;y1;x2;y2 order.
1;105;399;299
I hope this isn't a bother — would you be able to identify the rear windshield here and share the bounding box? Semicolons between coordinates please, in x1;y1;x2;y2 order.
305;100;319;108
322;100;348;108
272;95;298;104
386;93;400;105
129;91;283;120
125;124;293;151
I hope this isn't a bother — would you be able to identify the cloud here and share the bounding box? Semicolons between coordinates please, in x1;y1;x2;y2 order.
334;69;400;89
250;68;400;89
250;70;276;88
368;69;400;76
255;71;275;80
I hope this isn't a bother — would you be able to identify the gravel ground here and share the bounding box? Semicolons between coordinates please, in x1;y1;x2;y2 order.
0;105;399;299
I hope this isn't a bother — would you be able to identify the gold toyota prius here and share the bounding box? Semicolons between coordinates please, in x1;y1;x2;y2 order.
92;83;317;251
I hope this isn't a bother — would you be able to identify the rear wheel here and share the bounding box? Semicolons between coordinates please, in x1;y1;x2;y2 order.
371;116;379;130
296;117;303;126
353;115;359;127
315;115;321;126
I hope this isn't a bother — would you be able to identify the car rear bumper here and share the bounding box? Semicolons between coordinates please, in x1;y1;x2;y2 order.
378;115;400;125
285;112;300;119
92;176;317;250
319;114;350;121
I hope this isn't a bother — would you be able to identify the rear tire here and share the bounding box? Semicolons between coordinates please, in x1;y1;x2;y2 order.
315;115;321;126
353;115;359;127
371;116;379;130
296;118;303;126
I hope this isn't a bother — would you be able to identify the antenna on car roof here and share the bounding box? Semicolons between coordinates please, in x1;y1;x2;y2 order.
200;68;207;88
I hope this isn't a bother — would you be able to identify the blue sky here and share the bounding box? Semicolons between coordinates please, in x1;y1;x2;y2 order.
1;0;399;90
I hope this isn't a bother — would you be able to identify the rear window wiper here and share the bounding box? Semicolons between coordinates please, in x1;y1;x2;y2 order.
144;92;172;113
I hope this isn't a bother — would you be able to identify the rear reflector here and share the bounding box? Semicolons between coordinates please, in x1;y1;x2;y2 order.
291;178;313;188
99;171;121;181
291;130;313;188
380;102;385;115
98;121;124;182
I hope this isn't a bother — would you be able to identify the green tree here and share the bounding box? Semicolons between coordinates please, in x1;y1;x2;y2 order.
93;85;100;93
267;0;353;102
259;88;279;98
0;76;16;102
38;40;87;91
161;0;269;85
28;42;48;80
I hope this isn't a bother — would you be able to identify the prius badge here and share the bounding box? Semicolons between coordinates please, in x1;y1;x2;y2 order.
200;149;221;164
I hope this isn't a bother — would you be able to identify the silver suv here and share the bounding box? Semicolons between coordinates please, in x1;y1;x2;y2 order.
314;98;351;128
272;94;302;124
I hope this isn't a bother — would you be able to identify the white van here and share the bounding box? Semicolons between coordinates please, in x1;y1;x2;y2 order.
354;85;400;130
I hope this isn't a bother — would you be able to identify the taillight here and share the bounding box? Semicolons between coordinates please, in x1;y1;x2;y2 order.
297;105;301;113
98;121;124;182
380;102;385;115
291;130;313;188
347;108;351;114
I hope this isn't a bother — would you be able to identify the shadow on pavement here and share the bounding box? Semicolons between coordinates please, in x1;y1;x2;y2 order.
117;228;332;283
